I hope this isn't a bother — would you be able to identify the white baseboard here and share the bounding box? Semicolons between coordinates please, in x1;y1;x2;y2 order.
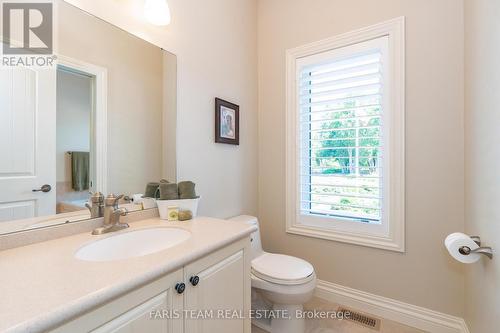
314;280;469;333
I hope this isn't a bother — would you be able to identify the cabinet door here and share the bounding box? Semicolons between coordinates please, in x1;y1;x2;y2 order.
184;249;247;333
91;290;176;333
51;269;184;333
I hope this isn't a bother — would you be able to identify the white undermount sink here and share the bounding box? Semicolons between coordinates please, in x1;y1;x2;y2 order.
75;227;191;262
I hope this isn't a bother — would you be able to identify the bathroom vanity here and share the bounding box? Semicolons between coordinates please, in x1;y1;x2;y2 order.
0;216;255;333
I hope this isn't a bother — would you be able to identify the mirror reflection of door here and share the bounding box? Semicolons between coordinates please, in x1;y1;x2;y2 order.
0;65;56;230
0;63;97;233
56;66;94;215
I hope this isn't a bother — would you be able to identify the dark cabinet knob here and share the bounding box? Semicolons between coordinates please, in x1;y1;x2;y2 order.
175;282;186;294
189;275;200;286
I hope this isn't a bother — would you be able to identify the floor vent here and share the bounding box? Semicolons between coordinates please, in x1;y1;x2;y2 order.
338;307;381;331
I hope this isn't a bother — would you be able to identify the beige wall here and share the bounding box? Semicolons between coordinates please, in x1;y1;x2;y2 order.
63;0;258;218
59;1;164;195
257;0;465;315
465;0;500;331
61;0;475;319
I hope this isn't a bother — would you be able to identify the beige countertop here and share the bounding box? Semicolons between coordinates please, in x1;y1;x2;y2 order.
0;217;255;333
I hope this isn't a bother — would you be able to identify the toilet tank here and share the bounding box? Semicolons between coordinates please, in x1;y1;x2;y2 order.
227;215;263;260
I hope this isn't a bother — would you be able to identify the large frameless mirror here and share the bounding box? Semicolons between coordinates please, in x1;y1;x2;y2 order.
0;0;177;234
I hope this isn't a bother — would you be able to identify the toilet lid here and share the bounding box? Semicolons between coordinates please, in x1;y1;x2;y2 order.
251;253;314;285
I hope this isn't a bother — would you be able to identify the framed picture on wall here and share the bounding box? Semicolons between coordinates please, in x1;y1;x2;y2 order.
215;98;239;145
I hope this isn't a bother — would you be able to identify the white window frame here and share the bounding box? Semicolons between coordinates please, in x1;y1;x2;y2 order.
285;17;405;252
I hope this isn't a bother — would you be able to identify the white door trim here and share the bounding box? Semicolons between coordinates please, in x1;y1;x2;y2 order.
56;55;108;195
315;279;470;333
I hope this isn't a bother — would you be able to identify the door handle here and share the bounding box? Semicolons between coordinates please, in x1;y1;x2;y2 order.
32;184;52;193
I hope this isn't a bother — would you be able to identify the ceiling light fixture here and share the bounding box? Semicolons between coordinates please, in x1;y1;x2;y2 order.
144;0;171;26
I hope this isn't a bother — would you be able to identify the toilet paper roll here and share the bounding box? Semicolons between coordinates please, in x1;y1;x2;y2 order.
444;232;481;264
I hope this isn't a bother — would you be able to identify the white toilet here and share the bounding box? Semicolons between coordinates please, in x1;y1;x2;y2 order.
228;215;316;333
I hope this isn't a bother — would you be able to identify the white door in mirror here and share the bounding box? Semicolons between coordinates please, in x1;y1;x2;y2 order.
75;227;191;262
0;67;56;222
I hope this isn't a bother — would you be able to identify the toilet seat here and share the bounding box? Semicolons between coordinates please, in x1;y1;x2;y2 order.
251;253;314;285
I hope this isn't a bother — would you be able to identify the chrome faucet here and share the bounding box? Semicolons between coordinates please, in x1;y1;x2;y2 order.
85;192;104;218
92;194;129;235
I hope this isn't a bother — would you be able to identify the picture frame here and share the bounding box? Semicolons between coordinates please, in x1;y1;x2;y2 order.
215;98;239;145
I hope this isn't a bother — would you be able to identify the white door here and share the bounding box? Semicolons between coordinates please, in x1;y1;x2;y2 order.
0;66;56;224
184;251;246;333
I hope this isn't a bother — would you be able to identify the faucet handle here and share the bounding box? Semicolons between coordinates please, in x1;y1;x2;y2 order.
105;194;124;207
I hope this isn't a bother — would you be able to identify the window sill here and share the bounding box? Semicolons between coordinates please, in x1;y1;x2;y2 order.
286;223;405;252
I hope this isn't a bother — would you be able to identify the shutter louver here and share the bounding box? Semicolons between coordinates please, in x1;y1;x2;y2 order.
299;49;384;223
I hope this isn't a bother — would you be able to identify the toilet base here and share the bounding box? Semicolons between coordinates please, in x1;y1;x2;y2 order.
251;277;314;333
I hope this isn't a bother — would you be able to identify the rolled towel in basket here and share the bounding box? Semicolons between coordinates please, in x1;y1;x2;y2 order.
159;182;179;200
178;181;198;199
144;182;160;198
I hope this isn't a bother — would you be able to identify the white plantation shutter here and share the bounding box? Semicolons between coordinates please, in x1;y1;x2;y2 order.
298;37;388;224
286;19;405;251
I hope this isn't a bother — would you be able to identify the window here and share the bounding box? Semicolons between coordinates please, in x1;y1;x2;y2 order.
286;18;405;251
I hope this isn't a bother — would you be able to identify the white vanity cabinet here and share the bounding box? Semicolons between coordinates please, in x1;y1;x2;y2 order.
51;238;251;333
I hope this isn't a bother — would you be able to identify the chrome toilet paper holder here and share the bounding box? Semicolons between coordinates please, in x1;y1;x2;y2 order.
458;236;493;260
